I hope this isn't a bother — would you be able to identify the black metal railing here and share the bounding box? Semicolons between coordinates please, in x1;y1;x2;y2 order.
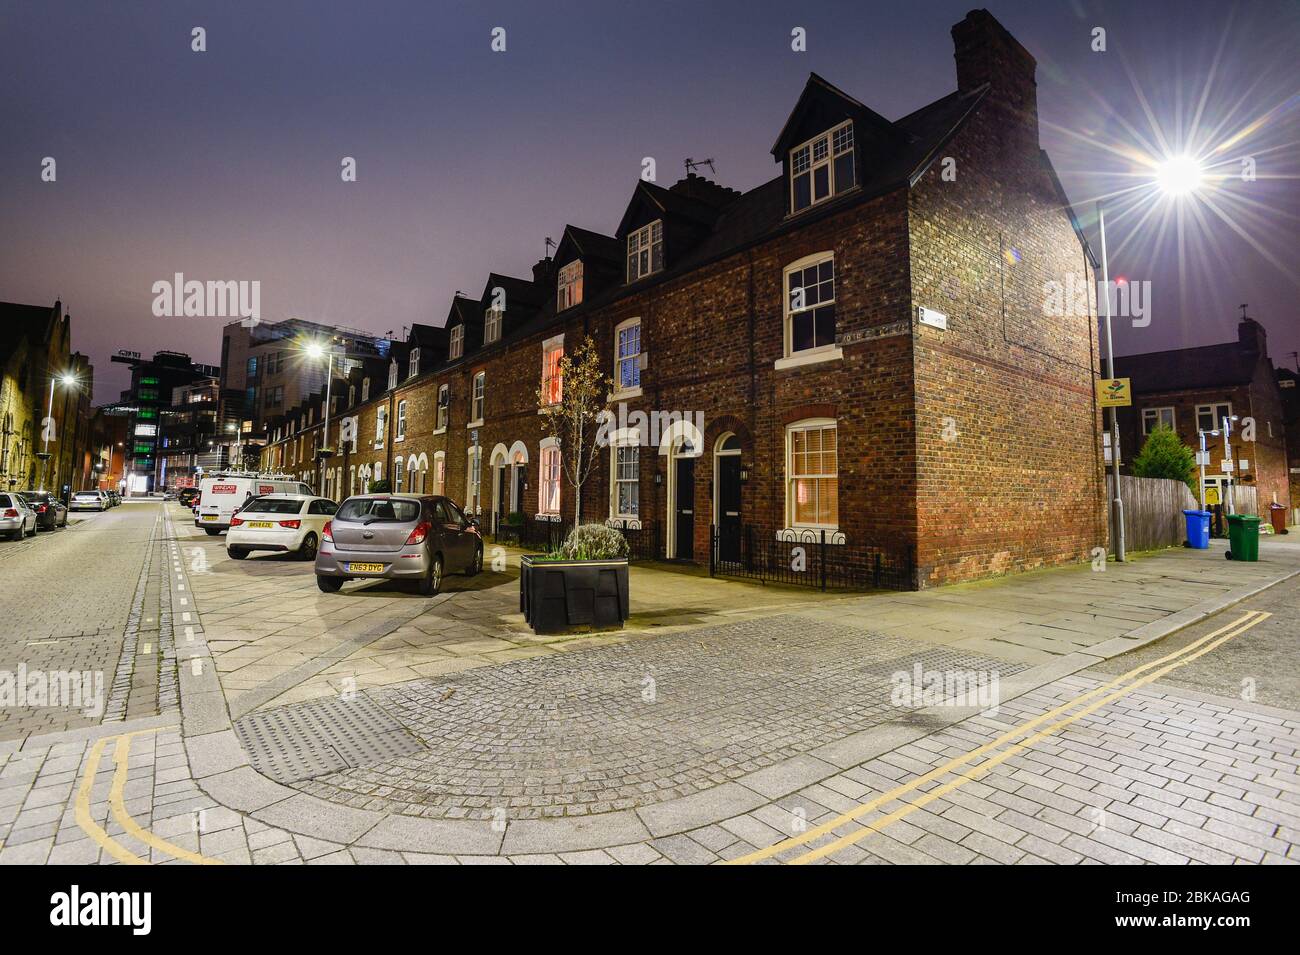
710;525;914;591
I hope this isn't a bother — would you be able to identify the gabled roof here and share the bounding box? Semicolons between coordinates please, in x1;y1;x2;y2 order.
1114;343;1260;393
614;180;727;237
771;72;901;157
444;295;482;328
479;272;545;311
554;225;621;267
0;300;61;365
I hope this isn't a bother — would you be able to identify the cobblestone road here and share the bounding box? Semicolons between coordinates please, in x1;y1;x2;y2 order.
290;618;1025;819
0;502;177;740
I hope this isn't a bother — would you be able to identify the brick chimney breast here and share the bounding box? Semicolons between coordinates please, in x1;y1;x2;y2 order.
952;9;1039;148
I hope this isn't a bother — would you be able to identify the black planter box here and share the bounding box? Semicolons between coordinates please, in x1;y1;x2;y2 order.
520;555;629;634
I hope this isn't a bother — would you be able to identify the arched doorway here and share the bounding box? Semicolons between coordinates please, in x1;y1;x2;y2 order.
662;420;704;561
489;443;509;532
714;432;743;564
507;441;529;515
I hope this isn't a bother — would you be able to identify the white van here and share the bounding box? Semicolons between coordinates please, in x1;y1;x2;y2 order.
195;473;314;534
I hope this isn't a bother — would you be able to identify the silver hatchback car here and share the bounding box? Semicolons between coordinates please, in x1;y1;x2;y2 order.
315;494;483;595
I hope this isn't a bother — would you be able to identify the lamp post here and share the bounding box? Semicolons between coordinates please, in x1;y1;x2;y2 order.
1221;414;1239;516
1097;201;1125;562
38;373;78;492
305;341;337;497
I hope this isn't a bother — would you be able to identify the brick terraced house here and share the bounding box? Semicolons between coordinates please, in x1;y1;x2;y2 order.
259;10;1106;588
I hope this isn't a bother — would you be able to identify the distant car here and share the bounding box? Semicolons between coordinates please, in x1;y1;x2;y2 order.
16;491;67;530
0;492;38;539
108;490;122;506
196;474;314;535
178;487;200;508
315;494;482;596
226;494;337;561
69;490;107;512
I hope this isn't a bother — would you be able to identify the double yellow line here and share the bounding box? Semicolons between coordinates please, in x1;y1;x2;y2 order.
73;727;225;865
728;610;1271;865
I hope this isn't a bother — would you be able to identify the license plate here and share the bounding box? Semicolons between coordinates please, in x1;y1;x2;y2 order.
346;562;384;573
248;521;273;529
201;515;217;521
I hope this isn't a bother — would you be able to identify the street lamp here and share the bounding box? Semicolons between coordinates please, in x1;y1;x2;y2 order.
1096;153;1208;562
37;372;79;492
304;340;337;496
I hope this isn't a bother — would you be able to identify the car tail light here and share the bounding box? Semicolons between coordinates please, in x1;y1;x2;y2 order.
405;521;431;545
230;517;244;527
322;520;333;542
278;519;301;529
2;509;16;518
35;504;47;513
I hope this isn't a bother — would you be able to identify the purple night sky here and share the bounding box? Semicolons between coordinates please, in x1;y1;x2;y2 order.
2;0;1296;404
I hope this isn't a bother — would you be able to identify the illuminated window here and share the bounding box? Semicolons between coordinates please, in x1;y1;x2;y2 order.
615;319;641;392
613;445;639;519
557;260;583;311
786;420;838;529
539;444;561;516
470;371;485;424
541;338;564;406
396;400;407;440
484;307;503;344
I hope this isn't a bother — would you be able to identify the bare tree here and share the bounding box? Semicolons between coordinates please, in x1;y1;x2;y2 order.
537;336;611;523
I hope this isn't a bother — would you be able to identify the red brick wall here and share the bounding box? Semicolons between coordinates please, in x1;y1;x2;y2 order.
907;95;1107;584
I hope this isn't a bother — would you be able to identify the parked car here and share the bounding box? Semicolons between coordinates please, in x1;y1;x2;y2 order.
107;490;122;506
227;494;337;561
69;490;108;512
16;491;67;530
196;473;314;535
0;492;38;539
178;487;200;508
315;494;482;595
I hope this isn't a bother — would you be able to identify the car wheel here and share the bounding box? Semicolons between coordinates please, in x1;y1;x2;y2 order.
297;532;319;561
228;547;248;560
316;575;344;593
418;554;443;596
464;544;483;576
204;528;221;536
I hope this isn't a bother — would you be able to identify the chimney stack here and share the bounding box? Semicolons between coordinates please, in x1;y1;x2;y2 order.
1238;316;1268;356
952;9;1039;149
531;256;555;287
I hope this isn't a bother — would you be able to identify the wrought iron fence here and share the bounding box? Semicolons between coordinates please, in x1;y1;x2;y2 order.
710;525;914;591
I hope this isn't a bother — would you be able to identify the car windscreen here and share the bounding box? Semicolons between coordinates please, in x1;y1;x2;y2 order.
336;498;421;523
241;499;304;515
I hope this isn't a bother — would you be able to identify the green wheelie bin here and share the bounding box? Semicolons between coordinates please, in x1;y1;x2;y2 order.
1225;514;1261;561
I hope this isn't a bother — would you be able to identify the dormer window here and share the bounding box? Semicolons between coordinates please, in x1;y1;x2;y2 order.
408;348;420;378
484;306;503;344
626;220;663;283
361;377;370;402
449;326;464;360
557;260;583;311
387;359;398;390
790;121;855;213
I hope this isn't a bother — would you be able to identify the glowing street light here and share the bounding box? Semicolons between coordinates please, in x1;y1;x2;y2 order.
1154;154;1205;197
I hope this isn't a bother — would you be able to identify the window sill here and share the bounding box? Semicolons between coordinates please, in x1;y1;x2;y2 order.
432;427;446;436
466;420;484;430
536;513;561;522
774;347;843;371
394;436;405;444
610;387;643;401
776;527;845;545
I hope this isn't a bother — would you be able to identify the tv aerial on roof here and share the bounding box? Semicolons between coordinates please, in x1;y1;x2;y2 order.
684;157;716;176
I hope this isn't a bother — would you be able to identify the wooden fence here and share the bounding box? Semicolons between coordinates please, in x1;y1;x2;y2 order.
1107;475;1197;551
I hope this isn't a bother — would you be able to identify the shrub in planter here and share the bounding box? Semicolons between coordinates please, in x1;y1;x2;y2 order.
521;523;630;634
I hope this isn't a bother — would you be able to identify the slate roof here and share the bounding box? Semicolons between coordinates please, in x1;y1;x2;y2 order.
1114;343;1260;392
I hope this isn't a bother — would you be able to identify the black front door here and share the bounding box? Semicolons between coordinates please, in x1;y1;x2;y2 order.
718;455;741;563
674;456;695;560
496;466;508;530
